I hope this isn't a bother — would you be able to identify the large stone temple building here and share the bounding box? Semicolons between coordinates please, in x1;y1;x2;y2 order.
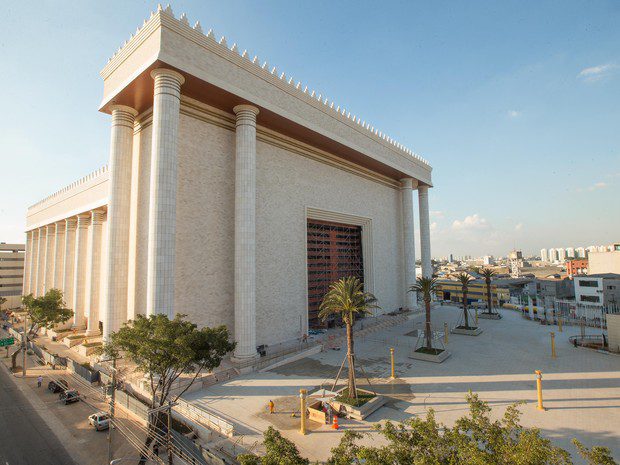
23;6;434;362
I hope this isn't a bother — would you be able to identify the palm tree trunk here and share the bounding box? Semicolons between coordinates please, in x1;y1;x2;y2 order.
463;291;469;328
346;321;357;399
425;300;432;350
486;281;492;314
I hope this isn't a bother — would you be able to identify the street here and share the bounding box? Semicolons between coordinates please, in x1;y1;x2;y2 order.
0;364;77;465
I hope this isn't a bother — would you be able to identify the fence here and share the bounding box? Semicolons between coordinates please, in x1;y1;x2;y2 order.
175;398;235;438
553;299;620;330
66;357;99;383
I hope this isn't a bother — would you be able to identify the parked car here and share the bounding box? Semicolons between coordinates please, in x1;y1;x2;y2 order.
88;412;110;431
48;379;69;393
59;389;80;405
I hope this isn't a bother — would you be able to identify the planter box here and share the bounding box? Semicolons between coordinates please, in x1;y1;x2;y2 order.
409;348;451;363
478;313;502;320
63;336;88;348
332;388;387;420
75;343;102;357
451;326;483;336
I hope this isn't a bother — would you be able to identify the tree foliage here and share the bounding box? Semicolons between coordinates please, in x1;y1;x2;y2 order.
101;313;235;408
238;427;309;465
22;289;73;333
249;393;616;465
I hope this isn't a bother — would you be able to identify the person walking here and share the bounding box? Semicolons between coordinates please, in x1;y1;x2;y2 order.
268;399;275;414
37;375;42;388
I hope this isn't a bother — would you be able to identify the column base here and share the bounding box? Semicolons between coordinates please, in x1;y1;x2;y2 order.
84;329;100;337
230;353;260;365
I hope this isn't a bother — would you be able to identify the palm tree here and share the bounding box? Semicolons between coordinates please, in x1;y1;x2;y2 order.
457;273;474;328
319;276;378;399
409;277;438;351
480;268;496;314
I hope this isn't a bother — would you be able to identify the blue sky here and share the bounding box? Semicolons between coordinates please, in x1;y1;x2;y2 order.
0;1;618;257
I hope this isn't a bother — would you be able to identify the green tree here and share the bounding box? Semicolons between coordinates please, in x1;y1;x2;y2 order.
318;276;379;400
238;427;309;465
100;314;235;464
573;439;618;465
481;268;496;314
409;276;439;351
457;273;475;328
12;289;73;369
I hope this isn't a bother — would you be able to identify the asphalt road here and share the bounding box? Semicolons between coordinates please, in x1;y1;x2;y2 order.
0;366;77;465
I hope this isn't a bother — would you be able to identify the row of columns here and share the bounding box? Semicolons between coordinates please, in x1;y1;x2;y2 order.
100;68;259;360
23;210;106;334
401;179;432;309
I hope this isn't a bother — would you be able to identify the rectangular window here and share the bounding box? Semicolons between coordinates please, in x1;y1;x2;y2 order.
578;280;599;288
580;295;600;303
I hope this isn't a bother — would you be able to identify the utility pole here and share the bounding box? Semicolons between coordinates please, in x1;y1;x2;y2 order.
22;314;27;377
107;357;118;465
167;401;173;465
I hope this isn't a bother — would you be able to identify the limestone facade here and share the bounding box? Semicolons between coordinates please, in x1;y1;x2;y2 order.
24;7;434;356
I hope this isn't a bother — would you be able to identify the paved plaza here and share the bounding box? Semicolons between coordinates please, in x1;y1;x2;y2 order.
185;305;620;463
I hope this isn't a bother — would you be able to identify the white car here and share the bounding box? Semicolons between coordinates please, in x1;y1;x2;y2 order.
88;412;111;431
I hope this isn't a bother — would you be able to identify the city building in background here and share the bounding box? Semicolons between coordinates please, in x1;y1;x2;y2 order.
574;274;620;308
540;248;548;262
0;243;25;309
566;258;589;277
22;8;434;362
435;279;510;307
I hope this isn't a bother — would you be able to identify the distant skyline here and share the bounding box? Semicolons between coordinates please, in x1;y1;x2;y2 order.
0;1;618;257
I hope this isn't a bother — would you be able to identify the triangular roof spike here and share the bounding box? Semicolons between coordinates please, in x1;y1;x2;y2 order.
242;50;248;58
261;61;268;69
230;43;238;53
271;66;277;74
206;29;215;39
143;19;148;26
288;77;293;84
193;21;203;33
219;36;228;46
280;72;285;79
157;4;163;12
310;90;315;97
252;56;259;63
336;105;340;112
303;86;308;93
164;4;173;16
295;82;301;89
330;102;334;108
180;13;189;25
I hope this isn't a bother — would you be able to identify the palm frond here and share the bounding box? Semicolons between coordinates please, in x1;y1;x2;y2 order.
319;276;379;324
409;276;438;302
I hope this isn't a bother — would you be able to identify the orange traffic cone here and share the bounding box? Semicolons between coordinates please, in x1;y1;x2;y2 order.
332;415;339;430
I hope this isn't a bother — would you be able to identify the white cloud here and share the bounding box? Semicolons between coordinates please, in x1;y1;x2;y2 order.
507;110;521;118
577;63;617;82
577;181;608;193
430;222;438;231
430;210;444;219
452;214;491;231
515;223;523;231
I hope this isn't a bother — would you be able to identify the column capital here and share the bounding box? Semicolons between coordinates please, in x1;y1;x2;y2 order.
76;213;90;228
418;184;429;194
55;221;66;232
233;104;259;126
46;223;56;234
110;105;138;128
150;68;185;96
91;209;105;225
400;178;418;190
65;217;78;230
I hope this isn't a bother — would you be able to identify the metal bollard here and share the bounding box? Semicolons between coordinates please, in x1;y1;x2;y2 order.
444;322;448;344
550;332;556;358
390;348;395;379
535;370;545;411
558;317;562;332
299;389;307;435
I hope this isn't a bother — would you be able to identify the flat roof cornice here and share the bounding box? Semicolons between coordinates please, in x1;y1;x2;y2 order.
99;6;433;185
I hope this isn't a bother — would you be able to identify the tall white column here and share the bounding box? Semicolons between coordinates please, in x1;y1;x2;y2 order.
232;104;260;360
418;185;432;279
28;230;39;295
43;223;56;293
37;227;47;296
72;213;90;328
63;218;77;309
23;231;33;295
52;221;65;289
401;178;417;309
85;210;104;335
146;69;184;318
103;105;137;340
